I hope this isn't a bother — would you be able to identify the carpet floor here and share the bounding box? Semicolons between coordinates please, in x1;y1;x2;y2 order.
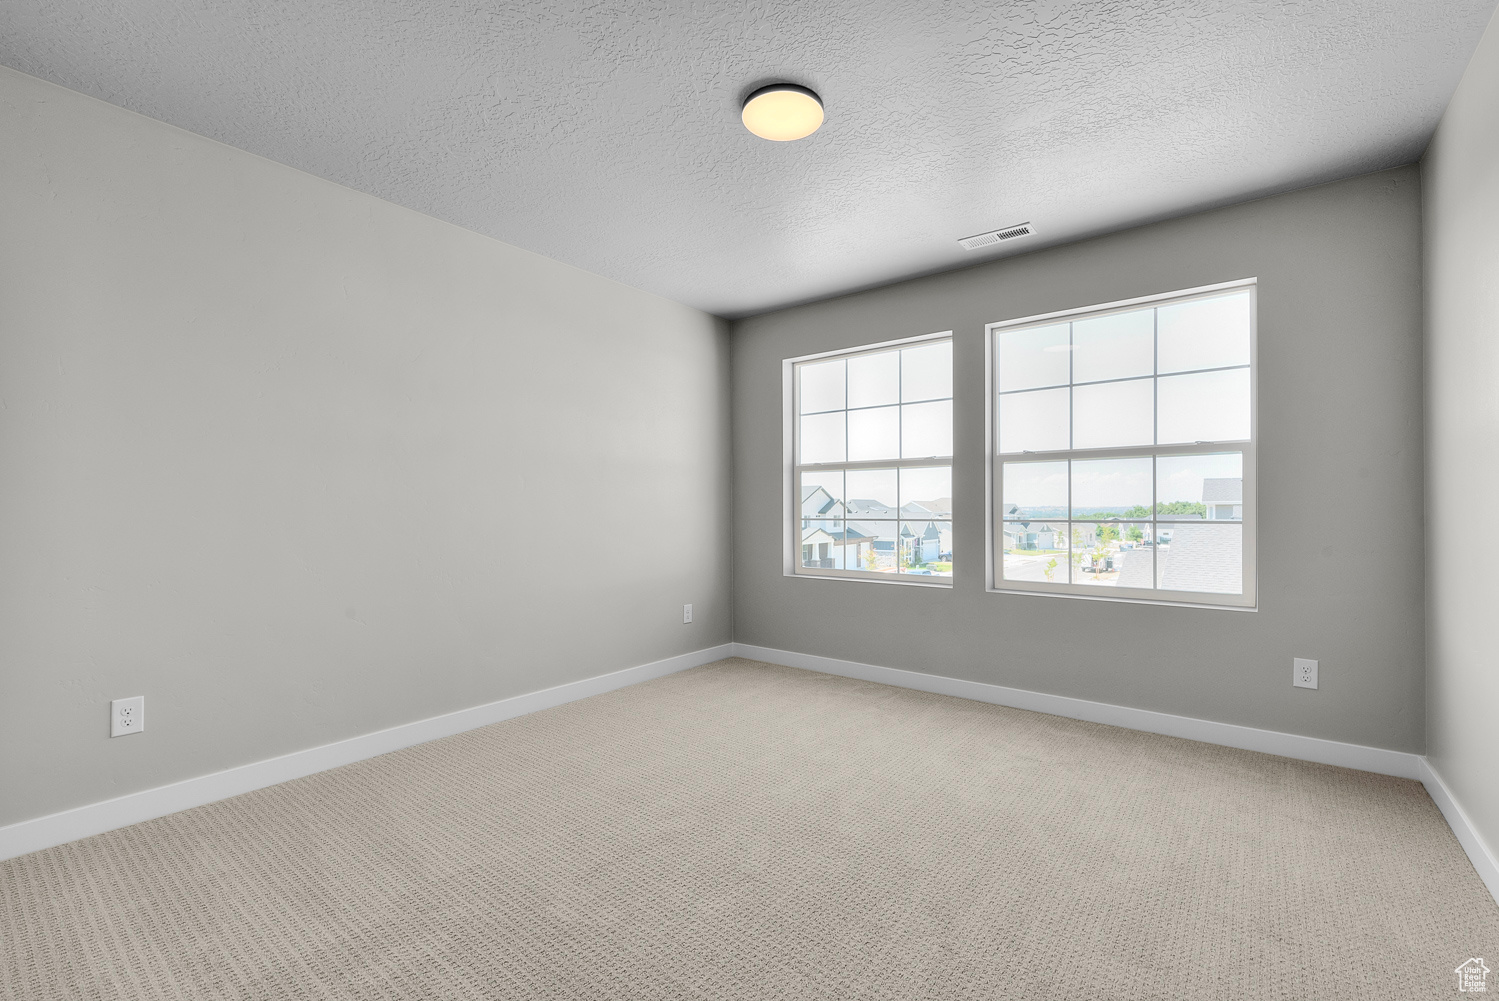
2;658;1496;999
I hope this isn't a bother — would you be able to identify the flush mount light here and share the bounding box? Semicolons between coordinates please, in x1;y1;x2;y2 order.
741;84;824;141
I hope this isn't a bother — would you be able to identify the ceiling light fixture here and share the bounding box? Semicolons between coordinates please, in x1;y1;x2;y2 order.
741;84;824;142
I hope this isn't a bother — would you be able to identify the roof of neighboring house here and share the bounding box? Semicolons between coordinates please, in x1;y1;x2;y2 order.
1003;522;1061;536
1202;477;1243;504
802;525;873;546
846;498;896;518
1157;522;1242;594
801;485;842;517
1116;547;1155;588
918;496;953;516
846;497;951;540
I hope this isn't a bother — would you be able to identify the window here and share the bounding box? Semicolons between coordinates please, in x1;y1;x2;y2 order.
991;281;1255;607
791;334;953;583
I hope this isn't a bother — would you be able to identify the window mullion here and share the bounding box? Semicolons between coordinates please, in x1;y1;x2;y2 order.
1152;305;1159;449
796;456;952;473
1152;306;1159;591
998;440;1250;462
1151;454;1158;590
843;360;850;465
1066;457;1073;584
897;346;903;468
1067;320;1075;451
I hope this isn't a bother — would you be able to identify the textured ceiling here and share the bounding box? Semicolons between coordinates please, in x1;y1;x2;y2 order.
2;1;1494;317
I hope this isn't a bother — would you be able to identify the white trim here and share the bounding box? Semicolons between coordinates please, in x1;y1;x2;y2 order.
731;642;1422;778
0;643;733;862
785;571;950;589
9;638;1494;911
983;585;1257;611
783;328;953;366
732;642;1498;907
986;277;1258;331
1420;758;1499;904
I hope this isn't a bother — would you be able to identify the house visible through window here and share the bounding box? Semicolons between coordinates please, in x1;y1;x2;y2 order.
991;282;1255;607
791;335;953;582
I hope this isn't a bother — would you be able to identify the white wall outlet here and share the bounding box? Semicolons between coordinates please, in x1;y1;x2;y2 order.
111;696;145;737
683;603;693;624
1293;658;1318;690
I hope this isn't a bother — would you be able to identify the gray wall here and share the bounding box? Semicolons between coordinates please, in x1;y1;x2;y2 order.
733;167;1425;752
0;66;731;828
1424;12;1499;866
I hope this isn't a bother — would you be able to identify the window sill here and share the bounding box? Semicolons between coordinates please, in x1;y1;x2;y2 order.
987;585;1256;611
788;571;953;588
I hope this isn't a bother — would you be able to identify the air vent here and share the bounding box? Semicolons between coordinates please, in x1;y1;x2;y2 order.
958;222;1035;251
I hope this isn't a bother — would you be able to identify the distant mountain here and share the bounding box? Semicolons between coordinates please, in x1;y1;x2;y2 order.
1004;506;1154;521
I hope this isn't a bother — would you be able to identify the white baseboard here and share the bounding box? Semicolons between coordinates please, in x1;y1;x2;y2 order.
732;643;1424;778
1420;759;1499;904
0;643;733;862
10;640;1497;912
732;642;1499;907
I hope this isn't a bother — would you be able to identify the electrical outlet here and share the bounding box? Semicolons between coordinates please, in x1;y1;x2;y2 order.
683;603;693;624
1293;658;1318;690
111;696;145;737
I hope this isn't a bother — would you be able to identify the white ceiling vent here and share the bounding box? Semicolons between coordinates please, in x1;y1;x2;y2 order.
957;222;1035;251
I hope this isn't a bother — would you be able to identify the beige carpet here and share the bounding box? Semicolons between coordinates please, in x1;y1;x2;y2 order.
2;658;1496;999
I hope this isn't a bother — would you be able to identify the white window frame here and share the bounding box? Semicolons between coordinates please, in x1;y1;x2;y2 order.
987;279;1257;609
785;330;954;587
